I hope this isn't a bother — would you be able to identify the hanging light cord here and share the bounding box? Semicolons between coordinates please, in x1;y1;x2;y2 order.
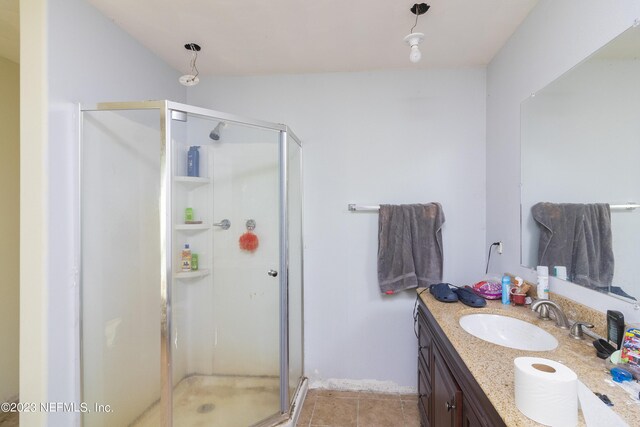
188;45;199;81
410;7;420;33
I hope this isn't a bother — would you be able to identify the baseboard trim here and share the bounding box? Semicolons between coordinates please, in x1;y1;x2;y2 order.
308;378;417;394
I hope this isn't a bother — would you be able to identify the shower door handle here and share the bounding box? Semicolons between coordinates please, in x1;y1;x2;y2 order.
267;270;278;277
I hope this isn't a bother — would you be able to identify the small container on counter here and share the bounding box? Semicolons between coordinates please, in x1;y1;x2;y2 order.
510;288;526;305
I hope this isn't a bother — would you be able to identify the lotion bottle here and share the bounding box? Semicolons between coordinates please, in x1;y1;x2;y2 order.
501;275;511;304
536;266;549;299
181;244;192;272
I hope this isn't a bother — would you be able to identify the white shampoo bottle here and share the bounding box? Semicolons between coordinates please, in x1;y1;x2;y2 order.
536;265;549;299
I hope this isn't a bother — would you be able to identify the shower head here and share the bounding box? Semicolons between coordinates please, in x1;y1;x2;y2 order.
209;122;227;141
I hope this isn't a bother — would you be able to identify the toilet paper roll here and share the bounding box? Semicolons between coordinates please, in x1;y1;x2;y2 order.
514;357;578;426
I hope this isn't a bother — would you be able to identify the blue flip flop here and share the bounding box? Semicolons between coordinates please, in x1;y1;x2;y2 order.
429;283;458;303
453;287;486;308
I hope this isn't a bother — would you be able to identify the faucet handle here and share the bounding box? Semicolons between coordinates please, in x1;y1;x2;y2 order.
536;304;551;320
569;322;594;340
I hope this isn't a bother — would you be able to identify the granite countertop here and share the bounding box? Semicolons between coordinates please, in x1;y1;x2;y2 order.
418;289;640;426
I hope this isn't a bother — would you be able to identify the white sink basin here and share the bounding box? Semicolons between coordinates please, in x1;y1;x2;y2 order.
459;313;558;351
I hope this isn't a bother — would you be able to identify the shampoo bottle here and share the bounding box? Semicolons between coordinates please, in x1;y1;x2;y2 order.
181;244;192;271
501;275;511;304
187;146;200;177
536;266;549;299
191;253;199;271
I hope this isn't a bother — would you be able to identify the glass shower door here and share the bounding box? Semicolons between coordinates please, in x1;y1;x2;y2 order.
170;111;282;427
81;109;162;427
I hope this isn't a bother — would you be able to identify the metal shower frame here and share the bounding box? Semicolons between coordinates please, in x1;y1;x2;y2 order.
79;100;304;427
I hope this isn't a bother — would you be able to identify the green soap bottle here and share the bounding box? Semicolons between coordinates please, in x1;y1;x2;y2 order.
185;207;194;222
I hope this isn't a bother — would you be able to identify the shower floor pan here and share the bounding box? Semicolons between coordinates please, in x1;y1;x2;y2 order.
131;375;280;427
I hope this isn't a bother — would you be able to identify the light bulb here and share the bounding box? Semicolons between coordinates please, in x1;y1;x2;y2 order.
409;45;421;63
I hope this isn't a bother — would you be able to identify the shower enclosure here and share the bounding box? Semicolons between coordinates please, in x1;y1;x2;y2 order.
80;101;304;427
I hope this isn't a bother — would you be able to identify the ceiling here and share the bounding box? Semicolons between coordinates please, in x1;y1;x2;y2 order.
0;0;19;63
87;0;538;76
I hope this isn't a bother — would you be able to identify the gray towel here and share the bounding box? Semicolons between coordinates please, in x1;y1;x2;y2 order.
531;202;614;288
377;203;445;294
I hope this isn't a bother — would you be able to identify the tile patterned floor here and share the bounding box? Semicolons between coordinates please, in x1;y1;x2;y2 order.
296;390;419;427
0;389;418;427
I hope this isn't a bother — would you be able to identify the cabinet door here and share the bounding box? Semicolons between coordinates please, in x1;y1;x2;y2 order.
433;345;462;427
462;397;483;427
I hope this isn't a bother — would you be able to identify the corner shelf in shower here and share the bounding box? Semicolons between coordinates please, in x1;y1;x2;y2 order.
173;176;210;188
174;224;211;232
174;269;210;280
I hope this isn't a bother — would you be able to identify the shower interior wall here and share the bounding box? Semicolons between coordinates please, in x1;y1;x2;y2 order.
172;117;281;380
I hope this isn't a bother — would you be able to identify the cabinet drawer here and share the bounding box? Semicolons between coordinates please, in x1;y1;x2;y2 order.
418;316;432;372
418;357;431;427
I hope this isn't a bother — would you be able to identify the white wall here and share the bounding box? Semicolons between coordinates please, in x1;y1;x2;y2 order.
486;0;640;322
20;1;47;424
21;0;186;425
0;55;20;404
188;68;487;389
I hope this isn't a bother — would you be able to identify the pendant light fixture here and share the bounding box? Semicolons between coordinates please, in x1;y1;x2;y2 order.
179;43;201;86
404;3;430;63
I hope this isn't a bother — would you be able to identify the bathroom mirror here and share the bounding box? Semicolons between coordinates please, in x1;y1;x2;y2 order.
520;23;640;303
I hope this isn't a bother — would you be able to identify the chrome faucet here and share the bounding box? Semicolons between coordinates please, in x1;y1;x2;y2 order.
531;300;570;329
569;321;594;340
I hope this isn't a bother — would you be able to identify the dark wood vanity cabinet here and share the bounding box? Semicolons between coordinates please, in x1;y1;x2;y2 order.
416;300;506;427
433;345;462;426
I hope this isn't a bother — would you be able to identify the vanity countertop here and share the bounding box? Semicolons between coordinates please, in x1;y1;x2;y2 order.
418;289;639;426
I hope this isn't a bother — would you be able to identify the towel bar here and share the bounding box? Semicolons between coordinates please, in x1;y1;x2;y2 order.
610;203;639;210
348;204;380;212
349;203;638;212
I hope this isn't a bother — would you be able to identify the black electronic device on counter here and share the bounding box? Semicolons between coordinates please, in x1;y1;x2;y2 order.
607;310;625;349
